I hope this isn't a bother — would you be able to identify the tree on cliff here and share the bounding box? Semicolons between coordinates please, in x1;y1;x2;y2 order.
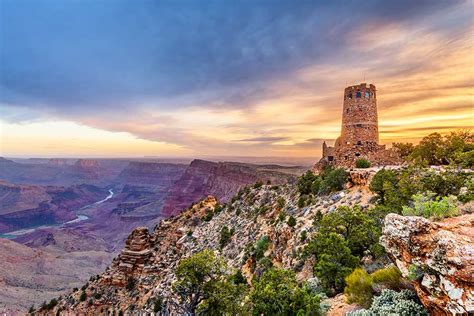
407;131;473;167
173;250;247;315
250;268;322;315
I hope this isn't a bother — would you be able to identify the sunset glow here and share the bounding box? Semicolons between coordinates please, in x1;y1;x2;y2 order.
1;0;472;158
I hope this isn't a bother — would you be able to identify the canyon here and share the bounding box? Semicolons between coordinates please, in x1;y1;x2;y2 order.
0;157;304;312
42;168;474;315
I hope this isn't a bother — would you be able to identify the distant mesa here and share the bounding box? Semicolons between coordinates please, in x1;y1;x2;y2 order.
73;159;101;179
0;157;15;164
47;158;70;166
315;83;402;170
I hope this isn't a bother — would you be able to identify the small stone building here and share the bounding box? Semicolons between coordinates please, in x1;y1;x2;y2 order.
315;83;402;170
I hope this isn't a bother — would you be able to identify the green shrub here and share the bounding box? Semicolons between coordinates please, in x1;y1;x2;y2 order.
393;142;415;159
214;204;223;214
287;215;297;227
402;191;458;220
153;296;163;313
309;233;359;294
407;264;423;281
42;298;58;310
254;181;264;189
356;158;371;168
258;256;273;270
297;171;319;195
421;171;466;197
344;266;403;309
370;266;403;291
300;230;307;242
369;169;403;209
250;268;323;315
278;211;286;222
319;205;382;257
297;195;307;208
312;210;323;228
80;291;87;302
175;250;247;315
311;177;322;195
370;166;469;214
408;131;474;167
255;236;270;260
276;197;286;209
349;289;427;316
344;268;373;308
230;270;247;285
459;176;474;202
219;226;232;249
319;168;348;194
203;208;214;221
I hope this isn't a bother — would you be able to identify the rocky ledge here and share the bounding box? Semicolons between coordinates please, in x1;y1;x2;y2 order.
380;213;474;315
103;227;155;287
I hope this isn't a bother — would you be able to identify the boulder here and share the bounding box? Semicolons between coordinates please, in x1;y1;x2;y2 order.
380;213;474;315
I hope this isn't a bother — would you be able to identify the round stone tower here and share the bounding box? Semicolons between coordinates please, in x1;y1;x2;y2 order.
340;83;379;146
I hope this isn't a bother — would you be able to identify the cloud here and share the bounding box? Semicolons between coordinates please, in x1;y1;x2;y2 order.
0;0;471;157
235;136;290;143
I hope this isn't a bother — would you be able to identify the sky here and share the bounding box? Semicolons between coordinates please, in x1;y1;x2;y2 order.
0;0;472;158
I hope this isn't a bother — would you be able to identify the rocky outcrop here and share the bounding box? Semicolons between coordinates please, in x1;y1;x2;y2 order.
381;213;474;315
105;227;154;287
348;169;377;186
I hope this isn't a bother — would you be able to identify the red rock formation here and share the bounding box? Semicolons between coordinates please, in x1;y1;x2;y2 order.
105;227;154;287
381;213;474;315
162;159;297;216
73;159;100;179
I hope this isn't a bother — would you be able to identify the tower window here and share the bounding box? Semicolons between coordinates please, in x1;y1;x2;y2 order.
355;153;361;157
357;141;362;145
365;91;370;99
356;91;361;98
346;109;349;113
356;124;362;127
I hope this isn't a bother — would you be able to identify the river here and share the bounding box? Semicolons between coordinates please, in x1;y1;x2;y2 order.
0;189;114;239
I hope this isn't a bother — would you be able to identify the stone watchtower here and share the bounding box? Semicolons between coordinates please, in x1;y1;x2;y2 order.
315;83;401;170
339;83;379;147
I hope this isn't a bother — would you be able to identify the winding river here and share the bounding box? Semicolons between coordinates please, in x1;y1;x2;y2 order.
0;189;114;239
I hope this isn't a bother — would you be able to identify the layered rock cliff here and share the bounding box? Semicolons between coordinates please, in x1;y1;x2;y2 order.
0;182;107;234
116;162;187;186
162;159;302;216
381;213;474;315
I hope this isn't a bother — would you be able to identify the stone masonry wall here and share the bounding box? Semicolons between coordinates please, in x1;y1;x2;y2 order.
340;83;379;146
